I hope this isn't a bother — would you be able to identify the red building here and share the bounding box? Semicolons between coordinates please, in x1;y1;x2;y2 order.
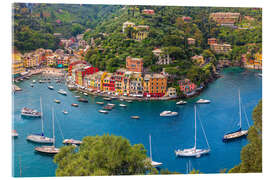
182;16;192;22
82;66;99;76
179;79;197;94
142;9;155;15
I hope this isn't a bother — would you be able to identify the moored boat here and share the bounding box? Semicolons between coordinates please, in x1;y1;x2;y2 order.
196;99;211;104
103;97;112;101
176;100;187;105
126;100;133;103
148;135;163;167
32;80;36;83
58;89;67;96
30;84;34;87
54;99;61;104
21;107;41;118
78;98;88;103
63;139;82;145
160;111;178;117
96;102;104;105
119;104;127;107
103;105;113;110
12;130;19;137
71;103;79;107
83;92;88;96
35;108;60;155
223;90;249;142
48;86;54;90
107;103;115;107
99;109;108;114
62;110;68;114
131;116;140;119
175;105;210;158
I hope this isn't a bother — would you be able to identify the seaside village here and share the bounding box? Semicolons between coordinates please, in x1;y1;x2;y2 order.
12;11;262;98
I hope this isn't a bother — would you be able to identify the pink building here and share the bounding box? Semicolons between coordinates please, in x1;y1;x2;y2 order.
179;79;197;93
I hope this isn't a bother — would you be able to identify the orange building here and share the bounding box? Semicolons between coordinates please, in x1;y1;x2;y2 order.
126;56;143;73
143;74;167;97
208;38;217;45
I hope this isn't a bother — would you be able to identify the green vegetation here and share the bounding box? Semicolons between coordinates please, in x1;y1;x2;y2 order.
229;100;262;173
54;134;153;176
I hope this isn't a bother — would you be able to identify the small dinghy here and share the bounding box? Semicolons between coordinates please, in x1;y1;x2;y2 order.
54;99;61;104
62;110;68;115
103;97;112;101
78;98;88;103
48;86;54;90
119;104;127;107
131;116;140;119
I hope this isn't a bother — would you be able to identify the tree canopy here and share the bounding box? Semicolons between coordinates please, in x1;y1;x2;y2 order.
229;100;262;173
54;134;151;176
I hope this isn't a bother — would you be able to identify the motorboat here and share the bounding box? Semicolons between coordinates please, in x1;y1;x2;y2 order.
103;97;112;101
119;104;127;107
12;130;19;137
78;98;88;103
196;99;211;104
63;139;82;145
71;103;79;107
54;99;61;104
126;100;133;103
96;102;104;105
48;86;54;90
99;110;108;114
176;100;187;105
30;84;34;87
58;89;67;96
21;107;41;118
160;111;178;117
32;80;36;83
83;92;88;96
131;116;140;119
107;103;115;107
103;105;113;110
62;110;68;115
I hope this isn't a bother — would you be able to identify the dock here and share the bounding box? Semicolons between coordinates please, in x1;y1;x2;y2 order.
13;84;22;92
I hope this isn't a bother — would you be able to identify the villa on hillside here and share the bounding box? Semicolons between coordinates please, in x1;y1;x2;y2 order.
178;79;197;95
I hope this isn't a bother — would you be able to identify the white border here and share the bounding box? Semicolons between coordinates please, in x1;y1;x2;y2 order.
1;0;268;180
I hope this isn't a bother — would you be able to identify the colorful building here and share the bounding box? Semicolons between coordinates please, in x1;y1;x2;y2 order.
142;9;155;15
210;43;232;54
122;21;135;33
12;51;25;77
208;38;217;45
188;38;196;45
122;71;133;95
144;74;167;97
129;73;144;95
152;48;171;65
166;87;177;97
126;56;143;73
210;12;240;26
102;73;115;92
114;68;126;95
178;79;197;94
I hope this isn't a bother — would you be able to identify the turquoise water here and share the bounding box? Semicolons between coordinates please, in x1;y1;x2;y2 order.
12;67;262;177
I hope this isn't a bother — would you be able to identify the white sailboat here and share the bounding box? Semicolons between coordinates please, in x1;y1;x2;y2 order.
35;108;60;155
223;90;248;142
149;134;163;167
26;97;54;144
175;105;210;158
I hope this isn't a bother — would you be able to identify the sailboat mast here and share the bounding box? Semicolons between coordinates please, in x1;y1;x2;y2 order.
194;105;197;150
239;89;242;129
149;134;152;161
52;108;55;147
40;97;44;134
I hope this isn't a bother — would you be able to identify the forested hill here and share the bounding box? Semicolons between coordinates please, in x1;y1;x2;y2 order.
83;5;261;83
13;3;121;53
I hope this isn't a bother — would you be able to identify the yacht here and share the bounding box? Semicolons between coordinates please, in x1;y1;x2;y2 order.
21;107;41;118
175;105;210;158
58;89;67;96
176;100;187;105
196;99;211;104
160;111;178;117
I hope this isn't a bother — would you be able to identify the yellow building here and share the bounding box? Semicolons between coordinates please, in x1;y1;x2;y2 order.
12;51;25;77
122;71;133;95
129;73;143;95
254;53;262;66
114;68;126;95
76;70;83;86
94;71;107;91
23;54;40;68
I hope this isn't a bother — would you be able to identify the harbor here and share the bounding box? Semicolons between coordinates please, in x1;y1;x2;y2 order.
12;67;262;177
